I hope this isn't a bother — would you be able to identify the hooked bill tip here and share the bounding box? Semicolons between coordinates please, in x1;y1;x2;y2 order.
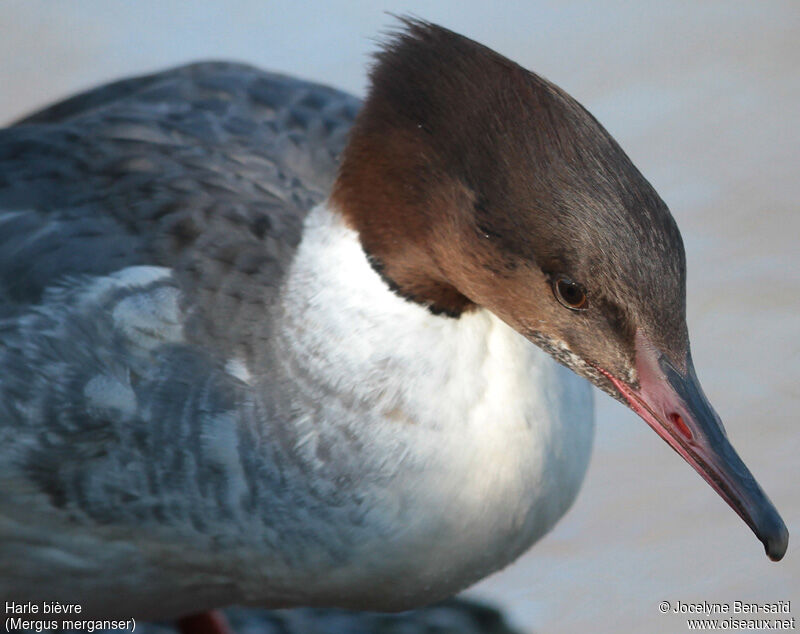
763;523;789;562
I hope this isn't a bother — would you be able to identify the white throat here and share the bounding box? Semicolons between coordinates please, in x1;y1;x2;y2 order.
272;202;595;605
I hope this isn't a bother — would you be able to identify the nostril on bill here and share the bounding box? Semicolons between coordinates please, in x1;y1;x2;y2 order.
669;412;693;441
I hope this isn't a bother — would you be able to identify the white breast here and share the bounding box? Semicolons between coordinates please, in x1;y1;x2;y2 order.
272;203;595;607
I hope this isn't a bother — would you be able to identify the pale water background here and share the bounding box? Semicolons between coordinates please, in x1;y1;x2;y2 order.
1;2;797;632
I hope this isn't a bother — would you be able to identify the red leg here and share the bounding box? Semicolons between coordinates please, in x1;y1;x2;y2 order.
176;610;232;634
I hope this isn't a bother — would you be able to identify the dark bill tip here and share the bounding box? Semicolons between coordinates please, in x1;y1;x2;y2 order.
760;502;789;561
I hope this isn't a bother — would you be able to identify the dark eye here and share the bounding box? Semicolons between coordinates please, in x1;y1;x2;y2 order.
553;276;588;311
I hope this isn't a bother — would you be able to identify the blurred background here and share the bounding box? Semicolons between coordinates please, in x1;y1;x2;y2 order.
1;1;797;632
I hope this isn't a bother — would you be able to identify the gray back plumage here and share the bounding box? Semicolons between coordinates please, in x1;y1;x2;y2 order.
0;62;358;330
0;63;359;558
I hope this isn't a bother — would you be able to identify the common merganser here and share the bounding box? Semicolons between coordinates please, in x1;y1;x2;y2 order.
0;18;787;632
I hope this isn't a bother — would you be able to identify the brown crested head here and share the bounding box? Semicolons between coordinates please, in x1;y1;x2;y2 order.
332;18;789;561
332;18;687;398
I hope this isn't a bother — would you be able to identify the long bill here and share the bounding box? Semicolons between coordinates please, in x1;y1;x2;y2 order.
599;331;788;561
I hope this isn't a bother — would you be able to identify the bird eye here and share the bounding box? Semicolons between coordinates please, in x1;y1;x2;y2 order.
553;276;588;311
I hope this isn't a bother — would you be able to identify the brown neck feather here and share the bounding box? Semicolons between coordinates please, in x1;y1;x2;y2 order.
332;120;477;317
